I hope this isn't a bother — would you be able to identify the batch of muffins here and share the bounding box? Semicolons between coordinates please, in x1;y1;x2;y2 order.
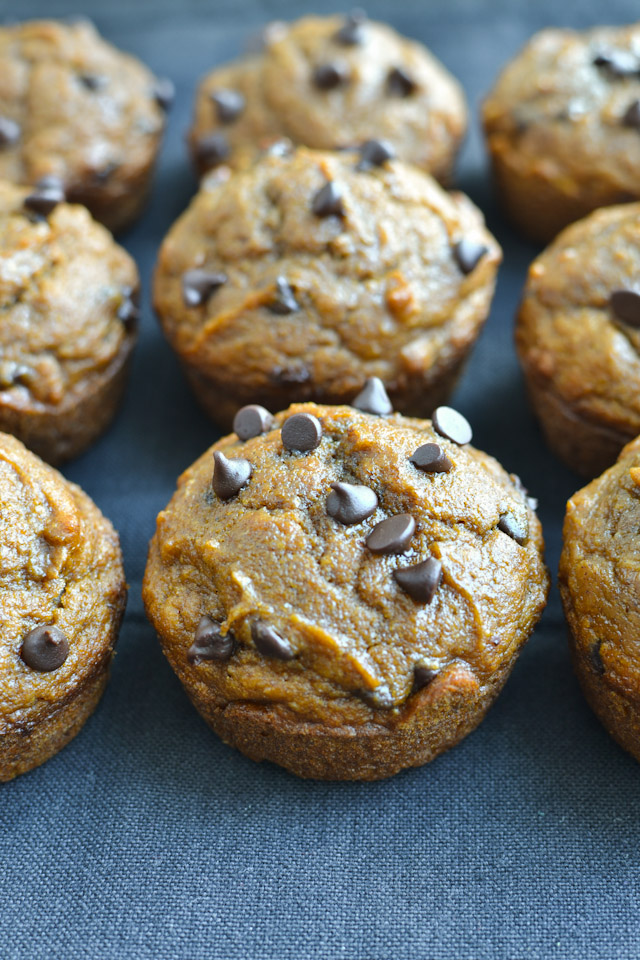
1;13;640;783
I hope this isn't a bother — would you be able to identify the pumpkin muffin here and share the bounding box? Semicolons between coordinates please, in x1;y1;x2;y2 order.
0;432;126;781
560;435;640;764
0;179;139;464
516;202;640;478
188;12;467;184
143;391;548;781
483;22;640;243
0;18;172;233
153;145;501;431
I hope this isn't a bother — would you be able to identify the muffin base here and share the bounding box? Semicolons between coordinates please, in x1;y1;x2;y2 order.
66;163;156;235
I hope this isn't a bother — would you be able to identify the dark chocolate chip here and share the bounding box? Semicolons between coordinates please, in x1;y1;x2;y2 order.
352;377;393;415
281;412;323;452
413;662;438;691
195;132;231;167
117;292;140;331
366;514;415;554
36;175;65;192
511;474;538;512
394;557;442;603
91;159;119;183
409;443;452;474
334;8;367;45
182;269;227;307
233;404;274;441
270;364;310;386
432;406;472;446
268;276;299;314
611;288;640;328
312;180;345;218
327;482;378;525
454;239;488;275
356;138;395;171
23;181;65;217
211;88;246;123
362;682;393;709
590;641;605;676
593;48;639;77
622;99;640;130
387;66;417;97
0;116;20;148
188;616;235;663
20;625;69;672
212;451;252;500
153;76;175;111
0;361;30;389
497;512;528;545
312;62;349;90
251;620;294;660
79;73;107;91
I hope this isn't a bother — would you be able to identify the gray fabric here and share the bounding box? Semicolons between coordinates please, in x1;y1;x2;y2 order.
2;1;639;957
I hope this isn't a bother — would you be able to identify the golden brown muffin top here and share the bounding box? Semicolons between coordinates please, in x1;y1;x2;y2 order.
144;400;548;727
0;19;167;193
154;146;500;406
189;13;467;182
0;432;125;730
0;179;137;408
517;203;640;437
483;23;640;196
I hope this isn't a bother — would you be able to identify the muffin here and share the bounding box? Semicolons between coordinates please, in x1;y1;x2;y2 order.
143;392;548;781
188;12;467;184
0;432;126;781
483;22;640;243
560;435;640;763
0;180;139;464
154;145;501;431
516;202;640;478
0;19;172;233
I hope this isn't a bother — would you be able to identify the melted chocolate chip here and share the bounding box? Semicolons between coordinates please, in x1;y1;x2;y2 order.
0;361;30;390
409;443;452;474
195;132;230;167
153;76;175;111
362;682;393;709
413;662;438;691
312;180;345;218
92;160;119;183
251;620;294;660
352;377;393;415
0;116;20;148
233;404;274;440
313;62;349;90
270;364;310;386
394;557;442;603
211;88;246;123
334;8;367;46
593;48;639;77
20;625;69;672
268;276;299;314
356;138;395;171
366;514;415;554
327;482;378;525
188;617;235;663
212;451;252;499
432;406;472;446
590;641;605;676
454;239;488;275
387;66;417;97
281;413;323;452
611;288;640;328
182;269;227;307
79;73;108;91
497;512;528;545
23;180;65;217
622;99;640;130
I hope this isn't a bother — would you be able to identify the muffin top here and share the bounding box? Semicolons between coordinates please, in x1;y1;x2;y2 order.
0;432;125;731
561;434;640;697
154;146;500;407
517;203;640;438
0;19;168;198
189;13;467;182
483;23;640;199
0;179;137;410
144;400;548;727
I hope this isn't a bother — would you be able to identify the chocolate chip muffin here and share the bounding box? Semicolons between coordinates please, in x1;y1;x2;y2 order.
483;23;640;243
143;390;548;781
516;202;640;478
0;180;139;464
154;145;501;431
188;12;467;184
0;432;126;781
560;435;640;764
0;19;172;233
